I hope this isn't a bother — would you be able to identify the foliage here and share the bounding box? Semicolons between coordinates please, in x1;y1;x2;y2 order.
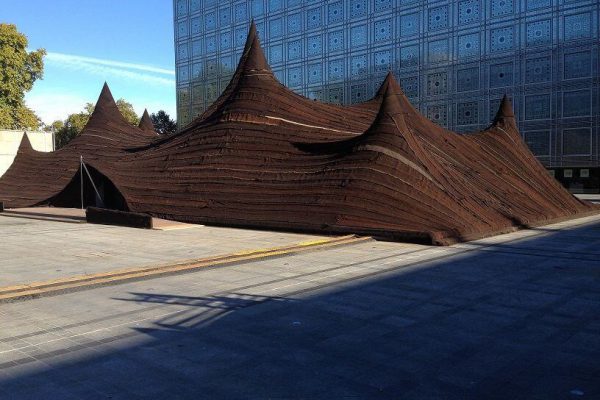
116;99;139;126
54;99;139;148
151;110;177;135
42;120;64;133
0;23;45;130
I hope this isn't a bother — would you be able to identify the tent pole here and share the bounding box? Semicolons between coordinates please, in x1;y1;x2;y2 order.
80;155;84;210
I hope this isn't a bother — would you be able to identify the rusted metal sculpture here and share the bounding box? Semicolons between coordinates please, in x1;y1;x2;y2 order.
0;22;596;244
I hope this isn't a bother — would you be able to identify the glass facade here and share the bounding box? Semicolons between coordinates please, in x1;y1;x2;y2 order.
173;0;599;167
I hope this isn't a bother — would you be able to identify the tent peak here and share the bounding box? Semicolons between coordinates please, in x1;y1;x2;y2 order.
492;95;516;128
138;109;155;133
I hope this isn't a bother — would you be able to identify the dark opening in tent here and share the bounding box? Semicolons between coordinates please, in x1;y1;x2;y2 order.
44;164;128;211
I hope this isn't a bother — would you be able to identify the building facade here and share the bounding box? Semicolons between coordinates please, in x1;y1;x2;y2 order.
0;130;55;178
173;0;599;170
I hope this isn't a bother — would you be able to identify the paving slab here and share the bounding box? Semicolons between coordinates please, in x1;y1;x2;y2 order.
0;214;599;399
0;213;332;287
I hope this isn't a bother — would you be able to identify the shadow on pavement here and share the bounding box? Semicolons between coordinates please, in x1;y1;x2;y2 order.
1;220;599;399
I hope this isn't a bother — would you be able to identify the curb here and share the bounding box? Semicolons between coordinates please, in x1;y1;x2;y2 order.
0;235;371;303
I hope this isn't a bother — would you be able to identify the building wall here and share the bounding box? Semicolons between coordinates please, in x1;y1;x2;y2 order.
173;0;599;167
0;131;55;178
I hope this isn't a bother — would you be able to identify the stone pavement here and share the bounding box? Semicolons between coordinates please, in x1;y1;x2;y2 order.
0;215;599;399
0;213;329;287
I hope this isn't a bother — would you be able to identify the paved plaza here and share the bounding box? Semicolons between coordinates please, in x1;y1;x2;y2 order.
0;213;599;399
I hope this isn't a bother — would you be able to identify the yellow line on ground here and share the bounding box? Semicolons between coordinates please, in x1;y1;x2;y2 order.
0;235;371;302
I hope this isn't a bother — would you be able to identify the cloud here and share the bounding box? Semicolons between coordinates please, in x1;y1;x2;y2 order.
45;52;176;87
25;92;90;124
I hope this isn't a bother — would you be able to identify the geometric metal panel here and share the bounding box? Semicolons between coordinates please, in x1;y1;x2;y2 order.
307;35;323;56
269;0;283;13
526;20;551;47
563;90;591;117
458;33;480;58
525;94;551;120
526;0;550;11
427;104;448;127
351;54;368;76
458;0;480;25
219;8;231;26
234;3;247;22
328;2;344;24
375;0;393;12
400;45;419;68
525;56;551;83
375;19;392;42
206;36;216;53
350;0;367;18
374;50;392;72
491;0;513;17
205;11;217;31
427;72;449;96
177;65;189;82
429;39;449;63
351;25;368;47
288;67;303;87
564;13;592;40
457;67;479;92
269;44;283;64
178;43;189;60
191;62;202;79
401;76;419;97
328;87;344;103
563;128;591;156
177;21;188;39
191;17;201;36
401;13;420;36
307;8;322;29
351;83;368;103
328;59;345;81
220;32;232;51
490;27;514;52
457;101;479;125
564;51;591;79
288;40;302;61
429;6;449;31
489;62;513;88
329;30;344;51
288;13;302;34
524;130;551;156
270;18;283;38
308;63;322;84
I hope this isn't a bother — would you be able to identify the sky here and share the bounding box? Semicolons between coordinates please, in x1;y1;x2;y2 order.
3;0;176;125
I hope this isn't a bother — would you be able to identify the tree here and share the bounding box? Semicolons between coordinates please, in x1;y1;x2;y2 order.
116;99;139;126
0;24;45;130
151;110;177;135
54;99;139;148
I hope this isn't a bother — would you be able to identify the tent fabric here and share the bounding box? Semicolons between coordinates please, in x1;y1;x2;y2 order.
0;22;596;244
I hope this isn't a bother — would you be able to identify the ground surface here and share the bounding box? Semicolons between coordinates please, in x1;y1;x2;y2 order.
0;214;599;399
0;211;328;286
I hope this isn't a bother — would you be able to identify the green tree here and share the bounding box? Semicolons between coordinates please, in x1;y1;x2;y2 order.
150;110;177;135
54;100;139;148
0;24;45;130
116;99;139;126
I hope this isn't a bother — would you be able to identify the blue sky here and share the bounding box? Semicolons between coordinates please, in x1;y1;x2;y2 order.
3;0;175;124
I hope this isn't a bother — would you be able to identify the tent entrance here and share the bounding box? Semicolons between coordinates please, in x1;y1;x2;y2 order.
47;162;128;211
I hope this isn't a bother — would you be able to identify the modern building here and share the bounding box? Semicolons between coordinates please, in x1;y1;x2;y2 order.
173;0;599;189
0;130;54;178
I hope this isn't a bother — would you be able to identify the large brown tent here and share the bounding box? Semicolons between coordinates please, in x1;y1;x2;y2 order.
0;22;596;244
0;84;157;208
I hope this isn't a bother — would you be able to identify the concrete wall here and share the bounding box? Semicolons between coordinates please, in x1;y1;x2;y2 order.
0;130;55;178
